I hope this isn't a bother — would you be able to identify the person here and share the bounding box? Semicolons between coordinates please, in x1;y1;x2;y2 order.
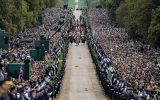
30;90;37;100
0;7;69;100
81;36;86;45
17;88;26;100
87;8;160;98
0;70;5;82
69;35;73;44
41;44;45;50
75;36;80;46
8;86;17;100
0;82;11;100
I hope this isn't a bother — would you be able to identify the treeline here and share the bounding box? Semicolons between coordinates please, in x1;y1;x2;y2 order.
102;0;160;47
0;0;59;36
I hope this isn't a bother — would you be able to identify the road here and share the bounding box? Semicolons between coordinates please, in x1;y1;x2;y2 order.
54;43;108;100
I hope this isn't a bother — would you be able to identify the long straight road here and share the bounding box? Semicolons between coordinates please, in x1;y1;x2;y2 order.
54;43;108;100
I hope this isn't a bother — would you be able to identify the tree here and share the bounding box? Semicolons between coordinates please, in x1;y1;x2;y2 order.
0;0;60;35
148;6;160;47
134;0;153;38
102;0;123;23
125;0;154;39
13;0;28;33
103;0;160;47
116;1;128;27
0;0;16;34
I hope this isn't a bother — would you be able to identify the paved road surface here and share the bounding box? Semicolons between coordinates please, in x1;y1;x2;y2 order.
73;10;82;20
54;43;108;100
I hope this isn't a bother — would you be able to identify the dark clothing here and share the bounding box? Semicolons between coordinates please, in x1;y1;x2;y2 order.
43;92;49;100
0;93;10;100
30;97;37;100
8;93;17;100
17;95;27;100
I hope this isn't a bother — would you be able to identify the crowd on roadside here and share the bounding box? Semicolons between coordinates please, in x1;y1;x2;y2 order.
0;7;68;100
0;37;67;100
87;8;160;99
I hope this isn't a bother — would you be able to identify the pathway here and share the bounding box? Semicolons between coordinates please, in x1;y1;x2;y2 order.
54;43;108;100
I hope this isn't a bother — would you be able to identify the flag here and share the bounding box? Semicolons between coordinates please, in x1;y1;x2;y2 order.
19;64;23;82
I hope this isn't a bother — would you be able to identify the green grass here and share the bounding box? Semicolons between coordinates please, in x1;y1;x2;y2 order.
87;0;101;8
68;0;76;8
90;45;113;81
49;45;66;85
49;59;54;66
68;0;88;9
50;52;63;85
91;48;102;69
59;51;63;60
78;0;87;8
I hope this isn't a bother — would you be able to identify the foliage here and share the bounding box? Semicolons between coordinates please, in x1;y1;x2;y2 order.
102;0;123;23
0;0;60;36
103;0;160;47
125;0;153;38
115;1;127;27
148;6;160;47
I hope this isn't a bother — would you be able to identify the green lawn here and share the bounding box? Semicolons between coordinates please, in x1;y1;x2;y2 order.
50;52;63;85
68;0;76;8
68;0;88;9
90;46;113;81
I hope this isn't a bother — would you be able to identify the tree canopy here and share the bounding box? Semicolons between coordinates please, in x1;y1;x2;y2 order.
102;0;160;47
0;0;59;36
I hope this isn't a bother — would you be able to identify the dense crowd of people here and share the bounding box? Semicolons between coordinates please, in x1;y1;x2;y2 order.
1;6;160;99
87;8;160;99
67;12;86;46
0;8;69;100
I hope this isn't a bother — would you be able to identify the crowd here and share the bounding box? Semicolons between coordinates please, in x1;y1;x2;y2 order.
0;7;69;100
67;13;86;45
87;8;160;99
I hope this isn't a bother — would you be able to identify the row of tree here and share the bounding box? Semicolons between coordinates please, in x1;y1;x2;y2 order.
0;0;59;36
102;0;160;47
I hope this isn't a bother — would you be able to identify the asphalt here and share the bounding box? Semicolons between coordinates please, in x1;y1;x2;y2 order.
54;43;108;100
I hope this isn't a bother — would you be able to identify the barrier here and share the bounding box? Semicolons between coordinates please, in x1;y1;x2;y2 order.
30;49;45;61
0;29;9;49
6;63;30;80
34;39;49;51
